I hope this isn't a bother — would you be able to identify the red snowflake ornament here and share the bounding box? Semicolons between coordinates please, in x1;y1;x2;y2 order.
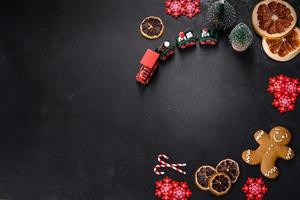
268;74;300;113
165;0;185;18
165;0;201;19
184;0;201;19
242;178;268;200
268;74;300;94
155;177;192;200
272;95;296;113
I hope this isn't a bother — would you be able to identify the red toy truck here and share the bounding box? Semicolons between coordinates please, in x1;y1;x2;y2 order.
136;49;160;85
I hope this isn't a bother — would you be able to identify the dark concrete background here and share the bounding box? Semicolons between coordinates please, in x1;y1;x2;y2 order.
0;0;299;199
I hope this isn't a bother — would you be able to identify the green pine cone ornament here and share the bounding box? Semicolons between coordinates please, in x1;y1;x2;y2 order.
229;23;253;52
207;0;236;30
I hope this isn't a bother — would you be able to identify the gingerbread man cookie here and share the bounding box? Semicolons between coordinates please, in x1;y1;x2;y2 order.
242;126;294;179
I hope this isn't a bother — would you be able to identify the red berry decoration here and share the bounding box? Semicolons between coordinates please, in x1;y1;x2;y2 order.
165;0;201;19
242;177;268;200
268;74;300;113
155;177;192;200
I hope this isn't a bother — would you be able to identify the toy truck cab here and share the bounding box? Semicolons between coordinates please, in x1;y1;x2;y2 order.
199;28;218;45
176;30;197;49
136;49;160;85
156;40;175;61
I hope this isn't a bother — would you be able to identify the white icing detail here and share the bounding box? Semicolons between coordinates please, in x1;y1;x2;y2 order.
265;167;277;177
273;133;283;143
285;133;288;139
286;148;292;159
245;150;251;163
255;131;264;141
265;144;275;154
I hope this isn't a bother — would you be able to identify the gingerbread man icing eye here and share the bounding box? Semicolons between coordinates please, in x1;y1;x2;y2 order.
273;131;283;143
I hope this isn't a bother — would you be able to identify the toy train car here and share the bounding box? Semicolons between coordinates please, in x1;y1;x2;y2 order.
136;28;219;85
156;40;176;61
176;30;198;49
199;28;218;45
136;49;160;85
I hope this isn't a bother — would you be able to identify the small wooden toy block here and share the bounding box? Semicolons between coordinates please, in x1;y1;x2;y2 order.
156;40;175;61
136;49;160;85
176;30;197;49
199;28;218;45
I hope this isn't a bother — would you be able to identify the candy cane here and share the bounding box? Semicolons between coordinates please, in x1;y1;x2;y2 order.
154;154;187;175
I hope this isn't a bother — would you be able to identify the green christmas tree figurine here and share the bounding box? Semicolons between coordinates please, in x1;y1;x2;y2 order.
207;0;236;30
229;23;253;52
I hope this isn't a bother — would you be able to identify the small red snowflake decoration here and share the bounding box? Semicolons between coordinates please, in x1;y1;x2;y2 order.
155;176;192;200
272;95;297;113
242;178;268;200
184;0;201;19
268;74;300;113
165;0;185;18
165;0;201;19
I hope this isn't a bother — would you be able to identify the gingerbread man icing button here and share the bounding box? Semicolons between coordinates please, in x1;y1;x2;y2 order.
242;126;295;179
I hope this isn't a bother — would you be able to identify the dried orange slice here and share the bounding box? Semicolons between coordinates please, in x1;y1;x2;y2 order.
208;172;232;196
252;0;297;39
262;27;300;62
195;165;217;191
216;159;240;183
140;16;164;40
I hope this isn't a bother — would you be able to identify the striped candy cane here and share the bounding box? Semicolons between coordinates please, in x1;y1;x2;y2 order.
154;154;187;175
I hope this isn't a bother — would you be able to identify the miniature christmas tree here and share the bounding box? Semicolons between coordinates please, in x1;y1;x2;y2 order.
229;23;253;52
207;0;236;30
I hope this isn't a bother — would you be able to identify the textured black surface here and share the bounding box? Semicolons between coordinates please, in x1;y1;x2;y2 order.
0;0;300;199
